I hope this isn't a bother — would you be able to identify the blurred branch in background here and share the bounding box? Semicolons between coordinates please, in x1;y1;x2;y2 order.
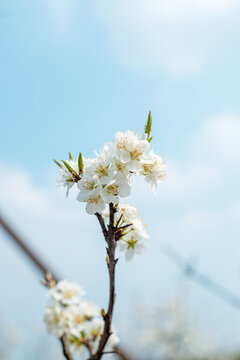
0;212;59;281
127;284;240;360
0;212;133;360
161;243;240;311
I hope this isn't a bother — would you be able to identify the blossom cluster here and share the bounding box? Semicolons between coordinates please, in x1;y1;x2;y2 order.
54;113;166;261
44;280;119;356
55;114;166;215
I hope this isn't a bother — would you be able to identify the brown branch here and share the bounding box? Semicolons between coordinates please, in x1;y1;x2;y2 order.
0;212;73;360
93;203;118;360
0;213;59;281
114;346;134;360
95;212;108;239
1;211;134;360
161;243;240;311
60;334;74;360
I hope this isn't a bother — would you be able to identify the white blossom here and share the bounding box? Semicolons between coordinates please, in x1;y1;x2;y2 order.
140;150;167;192
118;238;146;262
102;203;148;261
100;179;131;204
58;160;80;197
57;123;166;215
44;302;68;337
44;280;119;355
48;280;86;306
114;130;150;172
87;148;114;185
77;175;105;214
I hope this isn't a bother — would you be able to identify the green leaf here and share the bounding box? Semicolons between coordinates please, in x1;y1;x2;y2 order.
53;159;63;168
68;152;73;161
78;152;84;173
80;330;85;339
148;136;153;143
101;308;106;318
62;160;78;177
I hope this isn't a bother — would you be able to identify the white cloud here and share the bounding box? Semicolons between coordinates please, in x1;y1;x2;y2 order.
193;115;240;165
95;0;239;75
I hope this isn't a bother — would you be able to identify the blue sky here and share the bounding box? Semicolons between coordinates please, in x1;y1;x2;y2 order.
1;0;240;358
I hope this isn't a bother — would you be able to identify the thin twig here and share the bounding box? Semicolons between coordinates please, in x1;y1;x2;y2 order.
96;212;108;239
117;223;133;230
0;213;59;281
114;346;134;360
83;338;94;358
93;203;118;360
115;214;123;228
60;334;74;360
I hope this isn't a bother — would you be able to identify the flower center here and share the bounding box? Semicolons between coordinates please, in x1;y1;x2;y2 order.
130;150;142;160
143;160;158;173
96;165;108;177
74;314;84;324
127;238;138;249
116;160;127;172
82;180;95;191
107;184;119;196
64;290;74;299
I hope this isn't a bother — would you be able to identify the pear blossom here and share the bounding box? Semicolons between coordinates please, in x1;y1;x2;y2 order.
100;179;131;204
58;159;80;197
140;150;167;191
77;175;105;214
48;280;86;306
44;302;69;337
114;130;150;172
44;280;119;356
118;238;146;262
86;149;114;185
102;203;148;261
55;114;166;262
56;116;166;213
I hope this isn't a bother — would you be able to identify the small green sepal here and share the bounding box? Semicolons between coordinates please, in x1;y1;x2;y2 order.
78;152;84;174
68;152;73;161
62;160;78;177
53;159;63;168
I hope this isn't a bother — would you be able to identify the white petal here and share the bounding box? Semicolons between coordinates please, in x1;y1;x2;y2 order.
125;249;134;262
120;150;131;162
119;183;131;197
135;242;146;255
86;202;98;215
95;198;106;213
77;190;88;202
101;190;118;204
118;241;127;252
